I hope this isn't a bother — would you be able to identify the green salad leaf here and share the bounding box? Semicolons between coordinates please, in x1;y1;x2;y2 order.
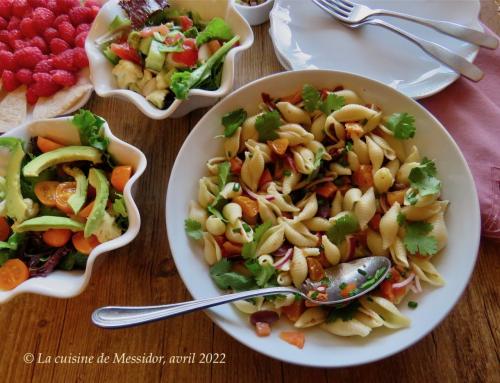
72;110;110;152
255;110;280;141
386;112;416;139
222;108;247;137
196;17;234;46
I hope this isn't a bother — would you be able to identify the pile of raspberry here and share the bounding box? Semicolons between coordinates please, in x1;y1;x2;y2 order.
0;0;100;105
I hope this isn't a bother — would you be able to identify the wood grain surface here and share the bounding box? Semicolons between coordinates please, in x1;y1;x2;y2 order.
0;2;498;382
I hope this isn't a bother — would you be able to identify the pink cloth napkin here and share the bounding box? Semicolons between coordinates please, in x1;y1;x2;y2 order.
420;31;500;239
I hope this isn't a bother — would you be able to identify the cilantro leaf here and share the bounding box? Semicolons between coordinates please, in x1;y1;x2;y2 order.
242;221;272;259
255;110;281;141
245;259;276;287
217;161;230;191
196;17;234;46
209;259;255;291
403;221;438;256
206;162;231;221
302;84;321;112
184;218;203;240
407;158;441;205
222;108;247;137
386;113;416;140
72;110;109;152
326;213;359;245
326;301;360;323
312;147;325;170
320;93;345;115
397;212;406;226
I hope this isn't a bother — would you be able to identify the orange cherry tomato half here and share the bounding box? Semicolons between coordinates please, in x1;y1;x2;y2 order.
72;232;100;255
43;229;72;248
55;182;77;214
34;181;59;207
37;136;64;153
0;259;29;291
111;165;133;192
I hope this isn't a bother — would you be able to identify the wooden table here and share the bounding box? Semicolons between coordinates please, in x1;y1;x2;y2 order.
1;2;498;382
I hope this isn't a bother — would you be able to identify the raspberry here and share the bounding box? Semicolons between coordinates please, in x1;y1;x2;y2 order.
71;47;88;69
2;70;20;91
32;72;61;96
49;37;69;54
19;17;37;38
7;16;20;30
12;0;29;18
26;85;38;104
53;14;69;27
7;29;22;49
0;16;6;30
15;68;33;84
28;0;44;7
0;41;9;51
45;0;56;12
51;69;76;86
34;58;53;73
52;49;75;71
74;31;87;48
12;39;29;50
0;0;12;19
43;27;58;43
84;0;100;7
69;6;92;25
33;7;55;32
0;50;16;71
14;46;44;69
0;30;9;44
56;0;79;14
30;36;48;53
57;21;75;44
75;23;89;35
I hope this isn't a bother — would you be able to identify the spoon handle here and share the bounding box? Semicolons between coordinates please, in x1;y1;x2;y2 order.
91;286;299;329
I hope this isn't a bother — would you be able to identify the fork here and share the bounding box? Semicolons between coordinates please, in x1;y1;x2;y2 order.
312;0;484;82
324;0;498;49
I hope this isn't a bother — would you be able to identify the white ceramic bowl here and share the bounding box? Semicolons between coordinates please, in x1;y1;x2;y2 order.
86;0;254;119
166;70;481;367
233;0;274;26
0;116;147;303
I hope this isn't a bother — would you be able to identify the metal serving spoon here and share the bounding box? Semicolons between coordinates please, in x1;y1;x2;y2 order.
92;256;391;329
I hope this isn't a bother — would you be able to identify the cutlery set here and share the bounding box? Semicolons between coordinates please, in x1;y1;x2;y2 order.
312;0;498;82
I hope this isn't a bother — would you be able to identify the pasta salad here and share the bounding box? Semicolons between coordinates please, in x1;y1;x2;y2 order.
184;84;448;347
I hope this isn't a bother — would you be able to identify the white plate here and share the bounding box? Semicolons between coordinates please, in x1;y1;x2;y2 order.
269;0;482;99
166;70;480;367
0;116;147;303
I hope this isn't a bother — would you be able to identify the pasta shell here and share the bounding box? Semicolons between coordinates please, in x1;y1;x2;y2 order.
294;193;318;222
410;256;445;286
294;307;327;328
321;318;372;337
343;188;362;211
360;296;410;329
206;157;228;175
198;177;217;208
311;113;326;141
427;211;448;252
282;169;301;195
366;135;384;172
396;162;419;185
389;237;409;268
267;183;300;212
220;182;243;200
188;201;208;230
241;114;260;143
333;89;364;105
276;101;311;125
369;133;397;161
282;218;319;247
363;111;382;133
405;145;421;163
330;191;343;217
273;293;295;308
332;104;377;122
292;146;315;174
241;147;265;191
290;247;308;288
386;158;400;178
304;217;331;232
245;139;272;162
224;126;241;158
355;307;384;328
206;215;226;236
347;151;360;172
233;297;264;314
279;123;314;146
366;229;389;257
202;232;222;266
352;136;370;164
222;202;242;223
401;202;441;221
225;219;253;244
330;162;352;176
322;235;340;265
257;196;281;224
277;271;293;286
257;254;274;266
325;114;345;141
380;130;406;161
256;223;285;256
373;167;394;194
380;202;401;249
354;187;376;230
407;191;439;208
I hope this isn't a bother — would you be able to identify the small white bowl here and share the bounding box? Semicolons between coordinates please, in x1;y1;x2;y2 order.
0;116;147;303
86;0;254;120
233;0;275;26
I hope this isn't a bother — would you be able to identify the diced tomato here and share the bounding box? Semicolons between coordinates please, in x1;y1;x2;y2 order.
171;38;198;67
165;33;182;46
369;213;382;231
234;196;258;220
110;43;142;65
255;322;271;337
230;157;243;174
179;16;193;31
258;168;273;189
317;250;331;268
306;257;325;282
352;165;373;189
222;241;242;258
213;235;226;248
340;282;357;298
387;190;406;205
0;217;10;242
315;182;338;199
380;280;394;301
281;300;305;322
279;331;305;349
139;25;170;37
281;89;302;104
267;138;289;156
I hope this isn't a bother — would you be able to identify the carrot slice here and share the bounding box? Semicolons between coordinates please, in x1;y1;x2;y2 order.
72;232;100;255
111;165;133;192
0;259;29;291
279;331;305;349
43;229;72;247
37;136;64;153
78;201;95;219
34;181;59;207
0;217;10;242
340;282;357;298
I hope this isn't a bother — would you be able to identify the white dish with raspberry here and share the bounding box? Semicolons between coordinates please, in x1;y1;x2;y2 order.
86;0;254;120
0;0;106;132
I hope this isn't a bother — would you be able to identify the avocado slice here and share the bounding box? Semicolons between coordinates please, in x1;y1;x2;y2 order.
102;45;119;65
139;36;153;55
0;138;28;222
145;40;166;72
13;216;84;232
146;89;168;109
127;30;141;49
63;165;88;214
23;146;102;178
109;15;131;32
84;168;109;238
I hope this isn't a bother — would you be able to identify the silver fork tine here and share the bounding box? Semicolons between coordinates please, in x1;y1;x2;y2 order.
333;0;354;9
314;0;350;19
327;0;352;13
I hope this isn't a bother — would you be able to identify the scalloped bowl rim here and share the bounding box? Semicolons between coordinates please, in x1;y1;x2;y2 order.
0;116;147;303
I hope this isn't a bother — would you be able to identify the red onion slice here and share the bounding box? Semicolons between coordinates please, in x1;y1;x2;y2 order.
274;248;293;270
243;186;275;201
392;272;415;289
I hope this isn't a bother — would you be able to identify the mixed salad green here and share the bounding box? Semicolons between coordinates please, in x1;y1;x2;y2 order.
0;110;132;291
100;0;240;109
